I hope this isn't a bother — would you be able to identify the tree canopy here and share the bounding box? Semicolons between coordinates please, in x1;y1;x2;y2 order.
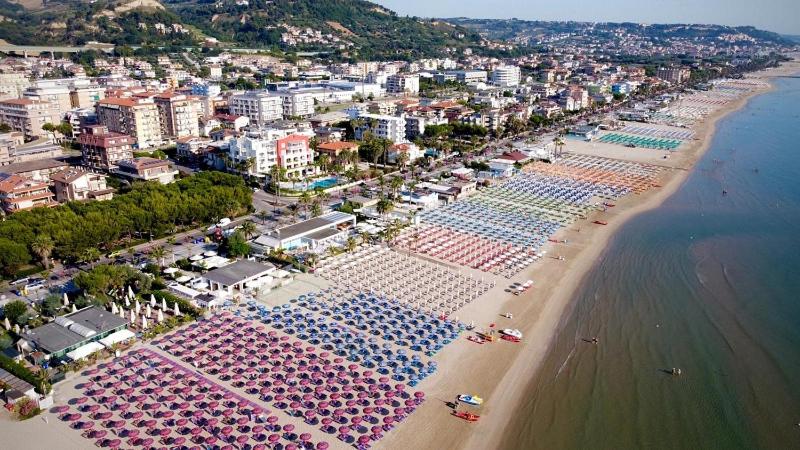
0;172;252;270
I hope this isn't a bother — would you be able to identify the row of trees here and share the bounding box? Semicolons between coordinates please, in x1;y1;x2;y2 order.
0;172;252;276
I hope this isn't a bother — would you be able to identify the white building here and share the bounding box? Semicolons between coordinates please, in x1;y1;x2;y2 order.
386;74;420;95
229;91;283;125
228;127;313;178
354;113;407;143
281;92;315;118
491;66;522;87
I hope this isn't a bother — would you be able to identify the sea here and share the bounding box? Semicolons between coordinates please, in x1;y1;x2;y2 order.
501;76;800;450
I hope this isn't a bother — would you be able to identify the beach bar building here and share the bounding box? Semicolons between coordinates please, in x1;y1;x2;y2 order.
18;307;130;362
251;212;356;252
202;259;276;295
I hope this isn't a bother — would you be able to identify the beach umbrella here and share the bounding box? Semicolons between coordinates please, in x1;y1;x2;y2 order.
129;310;136;324
174;303;181;316
161;298;168;310
268;434;280;444
118;309;125;319
127;286;134;299
317;442;329;450
135;300;141;315
145;305;152;318
63;293;70;306
149;294;156;308
141;316;148;330
110;303;118;314
13;324;20;334
125;297;130;308
157;310;164;323
72;304;78;313
3;317;10;331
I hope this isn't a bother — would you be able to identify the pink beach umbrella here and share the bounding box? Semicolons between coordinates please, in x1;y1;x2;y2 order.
317;442;329;450
267;434;280;444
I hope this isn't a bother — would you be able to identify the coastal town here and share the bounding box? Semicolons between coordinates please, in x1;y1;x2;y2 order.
0;5;797;450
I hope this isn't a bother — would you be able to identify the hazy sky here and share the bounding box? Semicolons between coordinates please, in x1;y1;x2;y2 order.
373;0;800;35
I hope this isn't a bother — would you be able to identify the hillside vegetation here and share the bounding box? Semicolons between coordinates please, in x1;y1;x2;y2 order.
0;0;482;60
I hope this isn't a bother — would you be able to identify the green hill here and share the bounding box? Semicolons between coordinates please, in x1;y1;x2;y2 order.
0;0;482;60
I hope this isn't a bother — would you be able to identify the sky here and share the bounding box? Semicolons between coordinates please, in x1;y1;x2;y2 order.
372;0;800;35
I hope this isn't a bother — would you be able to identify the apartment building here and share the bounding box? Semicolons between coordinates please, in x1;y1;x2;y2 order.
281;92;315;118
96;97;163;149
229;91;283;125
51;168;114;202
23;84;72;116
491;66;522;87
386;74;420;95
0;173;57;213
353;113;408;143
434;70;487;85
0;72;31;101
116;157;178;184
228;128;313;178
0;98;63;140
153;92;202;141
78;125;136;171
657;67;691;84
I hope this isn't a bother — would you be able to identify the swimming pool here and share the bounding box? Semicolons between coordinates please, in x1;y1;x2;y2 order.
308;177;339;189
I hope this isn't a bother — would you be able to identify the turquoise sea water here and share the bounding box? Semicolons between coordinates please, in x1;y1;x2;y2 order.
501;77;800;450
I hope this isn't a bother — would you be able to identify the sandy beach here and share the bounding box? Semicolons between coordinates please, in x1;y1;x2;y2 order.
376;60;800;450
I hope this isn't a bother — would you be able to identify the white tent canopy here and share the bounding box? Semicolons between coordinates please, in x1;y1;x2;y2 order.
99;329;136;348
66;342;105;361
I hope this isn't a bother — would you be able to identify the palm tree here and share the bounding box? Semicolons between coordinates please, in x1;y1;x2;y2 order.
149;245;168;267
255;210;270;225
348;150;360;173
345;237;357;252
287;203;299;221
396;151;410;171
81;247;101;268
377;175;386;194
269;165;287;211
553;136;565;159
359;231;371;245
310;200;322;218
390;176;403;198
376;198;394;217
316;154;331;174
31;234;54;270
299;191;312;216
239;220;258;240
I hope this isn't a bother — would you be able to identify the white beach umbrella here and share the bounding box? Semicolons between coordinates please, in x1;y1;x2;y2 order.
71;304;77;313
110;303;117;314
3;317;10;331
145;305;152;318
125;297;130;308
127;286;134;298
174;303;181;316
161;298;167;310
119;308;125;319
62;293;70;306
149;294;156;308
157;309;164;323
141;316;148;330
130;310;136;323
13;324;20;334
135;300;141;315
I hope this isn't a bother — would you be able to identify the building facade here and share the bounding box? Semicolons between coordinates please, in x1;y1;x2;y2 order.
0;99;62;140
353;113;408;143
154;92;202;141
78;125;136;171
386;74;420;95
491;66;522;87
96;97;163;149
229;91;283;125
0;173;57;213
51;168;114;202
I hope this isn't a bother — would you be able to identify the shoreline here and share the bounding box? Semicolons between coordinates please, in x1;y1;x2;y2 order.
376;61;799;450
